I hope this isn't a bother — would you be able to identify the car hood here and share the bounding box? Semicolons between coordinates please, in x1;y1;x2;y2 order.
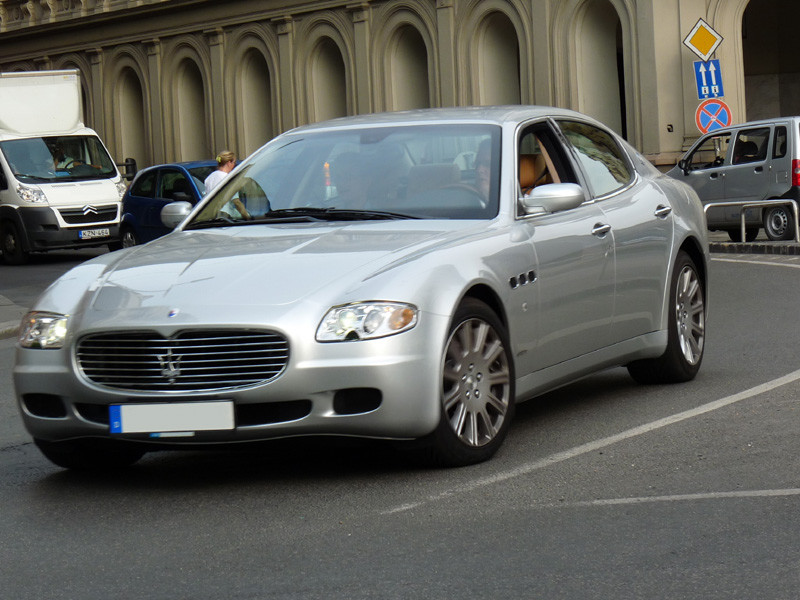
41;179;121;207
42;221;489;324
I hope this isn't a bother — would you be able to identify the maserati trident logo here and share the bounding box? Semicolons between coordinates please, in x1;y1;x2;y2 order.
158;348;182;383
82;205;99;216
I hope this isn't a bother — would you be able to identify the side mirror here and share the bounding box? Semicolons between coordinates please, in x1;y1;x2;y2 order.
117;157;138;181
161;201;193;229
520;183;586;215
678;158;690;175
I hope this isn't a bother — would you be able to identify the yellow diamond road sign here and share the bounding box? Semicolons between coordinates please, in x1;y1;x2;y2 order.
683;19;723;62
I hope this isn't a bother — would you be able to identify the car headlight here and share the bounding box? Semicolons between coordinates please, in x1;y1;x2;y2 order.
116;180;128;199
316;302;418;342
18;312;69;349
16;183;47;204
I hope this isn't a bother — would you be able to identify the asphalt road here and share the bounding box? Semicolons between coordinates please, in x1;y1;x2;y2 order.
1;252;799;599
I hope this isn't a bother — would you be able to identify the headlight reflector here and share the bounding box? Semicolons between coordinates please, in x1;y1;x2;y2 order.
317;302;418;342
18;312;69;349
16;183;47;204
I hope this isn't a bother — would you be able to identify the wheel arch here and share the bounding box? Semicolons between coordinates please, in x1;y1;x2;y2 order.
459;283;508;330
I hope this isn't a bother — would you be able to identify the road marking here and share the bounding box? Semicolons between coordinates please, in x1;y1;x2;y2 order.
712;256;800;269
382;367;800;515
544;488;800;509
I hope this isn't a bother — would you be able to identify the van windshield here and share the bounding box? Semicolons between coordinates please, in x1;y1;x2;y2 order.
0;135;117;183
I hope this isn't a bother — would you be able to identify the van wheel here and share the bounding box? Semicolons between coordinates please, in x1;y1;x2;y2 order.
727;228;759;242
0;220;29;265
763;205;794;241
628;251;705;384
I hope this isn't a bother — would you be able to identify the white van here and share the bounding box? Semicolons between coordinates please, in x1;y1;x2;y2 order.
0;70;127;265
667;116;800;241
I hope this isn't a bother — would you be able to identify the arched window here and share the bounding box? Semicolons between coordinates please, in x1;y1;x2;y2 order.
176;59;210;160
311;37;347;122
116;67;149;167
388;25;430;110
576;0;626;137
240;49;273;156
477;12;521;105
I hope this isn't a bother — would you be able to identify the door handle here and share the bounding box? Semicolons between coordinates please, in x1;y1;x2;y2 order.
754;166;764;173
592;223;611;237
655;205;673;218
710;172;719;179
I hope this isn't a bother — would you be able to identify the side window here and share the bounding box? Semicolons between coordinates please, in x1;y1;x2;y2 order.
557;121;632;197
517;124;578;196
773;126;787;159
686;132;730;170
732;127;770;164
159;170;192;200
130;170;156;198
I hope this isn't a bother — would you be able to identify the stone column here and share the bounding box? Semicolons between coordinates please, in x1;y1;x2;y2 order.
348;2;372;115
145;38;165;165
206;27;226;152
435;0;456;107
273;16;296;131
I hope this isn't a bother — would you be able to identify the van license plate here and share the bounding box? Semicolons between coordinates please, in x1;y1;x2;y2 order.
78;228;110;239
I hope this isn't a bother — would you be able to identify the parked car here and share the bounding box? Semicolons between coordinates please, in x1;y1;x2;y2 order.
115;160;217;247
14;106;709;470
667;116;800;241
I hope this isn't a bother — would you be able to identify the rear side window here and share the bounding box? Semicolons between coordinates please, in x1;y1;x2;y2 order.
130;170;156;198
773;126;787;159
732;127;769;164
557;121;632;197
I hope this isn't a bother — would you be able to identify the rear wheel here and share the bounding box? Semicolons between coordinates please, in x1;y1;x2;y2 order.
415;298;515;467
628;251;705;384
763;205;794;241
34;438;146;470
0;220;29;265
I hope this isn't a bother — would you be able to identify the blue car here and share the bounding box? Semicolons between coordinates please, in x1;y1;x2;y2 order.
117;160;217;247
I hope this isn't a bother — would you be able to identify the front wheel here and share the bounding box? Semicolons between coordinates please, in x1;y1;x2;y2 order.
727;228;759;243
414;298;515;467
0;220;30;265
763;205;794;241
34;438;146;470
628;251;705;384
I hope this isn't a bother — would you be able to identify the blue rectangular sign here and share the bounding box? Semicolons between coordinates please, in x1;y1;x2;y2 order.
694;60;724;99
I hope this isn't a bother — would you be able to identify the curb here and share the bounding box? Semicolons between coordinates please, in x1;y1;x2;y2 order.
709;241;800;255
0;323;19;341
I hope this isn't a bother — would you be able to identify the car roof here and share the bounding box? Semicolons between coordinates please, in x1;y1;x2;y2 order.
138;160;218;172
284;105;597;135
697;115;800;135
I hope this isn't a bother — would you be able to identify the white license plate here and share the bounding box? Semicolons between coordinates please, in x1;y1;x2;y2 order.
109;401;235;434
79;228;110;239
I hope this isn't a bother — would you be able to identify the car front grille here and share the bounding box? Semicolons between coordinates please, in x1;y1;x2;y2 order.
76;330;289;392
59;205;118;224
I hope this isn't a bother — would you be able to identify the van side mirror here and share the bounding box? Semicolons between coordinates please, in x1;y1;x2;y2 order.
117;157;138;181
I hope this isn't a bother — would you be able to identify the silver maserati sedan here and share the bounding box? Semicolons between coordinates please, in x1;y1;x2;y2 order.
14;106;709;469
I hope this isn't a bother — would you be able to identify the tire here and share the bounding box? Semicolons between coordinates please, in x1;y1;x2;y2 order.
414;298;515;467
108;226;138;251
727;228;759;243
34;438;146;470
0;219;30;265
627;251;705;384
763;205;794;241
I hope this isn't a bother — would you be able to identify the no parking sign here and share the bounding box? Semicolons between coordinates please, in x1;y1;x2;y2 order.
695;98;732;134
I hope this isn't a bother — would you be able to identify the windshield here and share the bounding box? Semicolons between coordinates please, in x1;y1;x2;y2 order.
0;135;117;183
189;123;501;226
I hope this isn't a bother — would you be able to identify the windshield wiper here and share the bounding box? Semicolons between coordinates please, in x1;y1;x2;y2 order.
184;216;238;229
257;207;419;222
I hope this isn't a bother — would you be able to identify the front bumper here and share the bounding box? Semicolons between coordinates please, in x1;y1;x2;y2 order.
13;314;449;447
18;206;120;251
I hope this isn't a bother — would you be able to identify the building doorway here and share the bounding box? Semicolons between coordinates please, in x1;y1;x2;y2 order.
742;0;800;120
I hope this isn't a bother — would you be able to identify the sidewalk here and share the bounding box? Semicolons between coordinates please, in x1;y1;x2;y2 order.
0;232;797;341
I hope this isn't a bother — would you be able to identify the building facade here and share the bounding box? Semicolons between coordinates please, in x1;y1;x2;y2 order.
0;0;795;170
